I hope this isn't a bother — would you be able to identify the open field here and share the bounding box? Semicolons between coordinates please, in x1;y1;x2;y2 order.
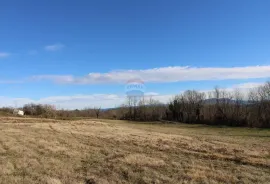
0;117;269;184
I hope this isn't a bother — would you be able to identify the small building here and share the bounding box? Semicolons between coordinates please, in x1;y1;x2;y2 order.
13;109;24;116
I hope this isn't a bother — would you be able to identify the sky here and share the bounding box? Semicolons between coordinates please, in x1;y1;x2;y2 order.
1;0;270;109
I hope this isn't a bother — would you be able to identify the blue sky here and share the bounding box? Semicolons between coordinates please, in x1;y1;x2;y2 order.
1;0;270;109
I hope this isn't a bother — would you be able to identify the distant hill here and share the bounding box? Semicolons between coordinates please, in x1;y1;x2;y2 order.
101;98;250;110
203;98;249;105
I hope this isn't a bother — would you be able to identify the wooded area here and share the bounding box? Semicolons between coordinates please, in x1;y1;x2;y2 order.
1;82;270;128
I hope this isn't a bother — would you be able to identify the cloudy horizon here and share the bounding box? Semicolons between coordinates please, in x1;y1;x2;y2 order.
1;1;270;110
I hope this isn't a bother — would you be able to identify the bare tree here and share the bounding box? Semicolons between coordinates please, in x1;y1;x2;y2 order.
27;81;270;128
94;107;101;119
168;90;205;123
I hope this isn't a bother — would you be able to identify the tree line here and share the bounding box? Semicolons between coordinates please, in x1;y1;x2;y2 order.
112;81;270;128
1;81;270;128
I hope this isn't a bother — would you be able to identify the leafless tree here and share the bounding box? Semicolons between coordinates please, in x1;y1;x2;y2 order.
94;107;101;119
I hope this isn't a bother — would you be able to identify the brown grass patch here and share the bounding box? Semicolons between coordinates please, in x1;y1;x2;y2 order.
0;117;269;183
123;154;166;167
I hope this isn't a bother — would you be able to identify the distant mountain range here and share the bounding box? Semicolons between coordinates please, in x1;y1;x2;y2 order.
101;98;251;110
203;98;249;105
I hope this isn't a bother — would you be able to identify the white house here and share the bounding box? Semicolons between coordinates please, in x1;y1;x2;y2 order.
13;109;24;116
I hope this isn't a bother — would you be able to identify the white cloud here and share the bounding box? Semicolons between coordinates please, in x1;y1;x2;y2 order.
31;75;73;83
0;96;34;108
0;52;10;58
144;92;160;96
44;43;65;51
0;82;264;109
231;82;265;89
0;94;125;109
32;65;270;84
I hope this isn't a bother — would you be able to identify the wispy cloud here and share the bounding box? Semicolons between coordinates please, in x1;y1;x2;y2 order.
0;94;172;109
31;75;74;83
231;82;265;89
0;52;10;58
44;43;65;51
32;65;270;84
0;94;124;109
0;82;264;109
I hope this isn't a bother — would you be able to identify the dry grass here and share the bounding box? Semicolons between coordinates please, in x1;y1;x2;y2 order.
0;117;269;184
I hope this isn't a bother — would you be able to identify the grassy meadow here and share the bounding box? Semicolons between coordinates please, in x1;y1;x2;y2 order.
0;117;269;184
